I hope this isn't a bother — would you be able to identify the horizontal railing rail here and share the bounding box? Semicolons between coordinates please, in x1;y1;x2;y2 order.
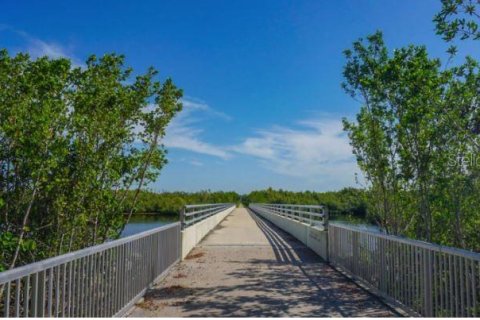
249;203;327;229
180;203;235;229
328;222;480;317
0;223;181;318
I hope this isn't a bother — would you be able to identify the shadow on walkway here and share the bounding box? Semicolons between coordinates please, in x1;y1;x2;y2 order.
138;209;398;317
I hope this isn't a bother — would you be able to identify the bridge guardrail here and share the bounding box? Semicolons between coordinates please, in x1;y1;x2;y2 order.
250;202;480;317
180;203;236;229
329;222;480;317
249;203;327;229
0;223;180;317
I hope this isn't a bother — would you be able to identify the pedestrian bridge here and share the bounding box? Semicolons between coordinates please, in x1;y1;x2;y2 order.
129;207;396;317
1;203;479;317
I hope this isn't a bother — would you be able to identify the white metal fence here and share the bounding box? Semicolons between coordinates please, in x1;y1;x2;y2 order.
329;222;480;317
249;203;480;317
249;203;327;229
180;203;235;229
0;222;180;317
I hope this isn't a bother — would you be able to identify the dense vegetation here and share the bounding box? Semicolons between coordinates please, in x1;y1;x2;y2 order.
342;0;480;251
0;51;182;271
124;190;241;217
243;188;369;222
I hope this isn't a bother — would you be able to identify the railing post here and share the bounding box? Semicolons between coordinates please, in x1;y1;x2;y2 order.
179;206;186;230
424;249;433;316
324;206;329;230
324;206;329;262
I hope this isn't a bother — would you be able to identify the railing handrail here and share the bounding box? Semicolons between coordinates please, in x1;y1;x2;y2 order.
330;221;480;261
0;222;180;284
262;207;325;217
260;203;325;209
250;203;327;228
181;203;235;229
184;203;232;209
184;206;228;217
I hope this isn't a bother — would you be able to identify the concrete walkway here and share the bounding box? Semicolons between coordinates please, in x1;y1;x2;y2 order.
128;208;398;317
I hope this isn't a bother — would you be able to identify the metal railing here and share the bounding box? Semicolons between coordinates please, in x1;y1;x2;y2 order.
249;203;327;229
180;203;235;229
250;202;480;317
0;223;180;317
329;222;480;317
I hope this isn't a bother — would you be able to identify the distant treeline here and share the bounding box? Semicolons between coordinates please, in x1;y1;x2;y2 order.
123;190;241;217
243;187;369;222
125;187;369;222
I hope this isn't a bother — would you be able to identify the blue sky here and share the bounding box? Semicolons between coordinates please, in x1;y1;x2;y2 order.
1;1;478;193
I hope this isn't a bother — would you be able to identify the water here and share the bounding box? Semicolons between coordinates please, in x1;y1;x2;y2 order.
121;214;177;238
121;215;383;238
331;220;384;233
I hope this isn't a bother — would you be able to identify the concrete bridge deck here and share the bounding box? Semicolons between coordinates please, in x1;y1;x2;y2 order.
128;208;397;317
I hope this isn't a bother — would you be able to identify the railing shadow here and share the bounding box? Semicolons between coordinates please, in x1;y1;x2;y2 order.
246;207;317;265
139;208;398;317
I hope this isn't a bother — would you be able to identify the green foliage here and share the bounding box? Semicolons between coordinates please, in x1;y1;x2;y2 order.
0;50;182;270
123;190;241;216
243;187;369;222
434;0;480;42
342;30;480;251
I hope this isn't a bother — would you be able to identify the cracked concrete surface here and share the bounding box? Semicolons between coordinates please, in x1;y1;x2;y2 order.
128;208;398;317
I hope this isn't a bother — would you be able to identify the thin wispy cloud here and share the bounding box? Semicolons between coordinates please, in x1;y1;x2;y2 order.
164;125;230;159
162;98;232;159
232;118;358;182
27;37;71;59
164;100;358;185
180;158;204;167
1;25;83;67
181;97;232;121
